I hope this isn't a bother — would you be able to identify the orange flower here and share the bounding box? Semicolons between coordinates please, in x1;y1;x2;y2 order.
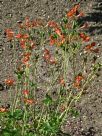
5;79;14;86
55;28;62;37
79;32;85;38
79;33;90;42
22;52;31;65
23;90;29;96
84;42;99;53
23;52;31;58
15;33;23;39
74;75;84;89
25;16;31;28
20;39;27;49
15;34;29;39
22;57;29;63
5;29;14;40
49;56;57;64
23;34;29;39
59;77;65;86
48;21;58;28
49;35;57;46
24;98;34;105
85;42;96;51
83;36;90;42
75;75;84;83
0;107;8;112
43;49;51;61
67;3;80;18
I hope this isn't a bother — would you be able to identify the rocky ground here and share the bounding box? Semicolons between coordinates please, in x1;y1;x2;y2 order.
0;0;102;136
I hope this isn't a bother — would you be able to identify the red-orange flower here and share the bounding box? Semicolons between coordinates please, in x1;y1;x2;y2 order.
85;42;96;51
15;33;29;39
67;3;80;18
55;28;62;37
79;33;90;42
5;79;14;86
49;35;57;46
49;56;57;64
20;39;27;49
74;75;84;89
15;33;23;39
43;48;51;61
25;17;31;27
83;36;90;42
22;52;31;65
48;21;58;28
23;90;29;96
23;52;31;58
5;29;14;40
84;42;99;53
23;34;29;39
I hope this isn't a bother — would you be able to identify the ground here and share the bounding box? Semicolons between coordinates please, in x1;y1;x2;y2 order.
0;0;102;136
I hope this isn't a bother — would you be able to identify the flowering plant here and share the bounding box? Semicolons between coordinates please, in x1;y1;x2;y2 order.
0;3;101;136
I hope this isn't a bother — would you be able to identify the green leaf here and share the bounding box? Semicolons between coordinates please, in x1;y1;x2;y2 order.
43;94;53;105
8;109;23;120
62;17;68;24
69;108;80;117
14;70;24;80
53;33;58;39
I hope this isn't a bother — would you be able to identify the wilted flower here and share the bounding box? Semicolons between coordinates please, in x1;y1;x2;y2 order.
59;105;66;112
24;98;34;105
80;22;88;29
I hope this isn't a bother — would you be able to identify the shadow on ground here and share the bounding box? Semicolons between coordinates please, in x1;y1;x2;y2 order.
79;1;102;35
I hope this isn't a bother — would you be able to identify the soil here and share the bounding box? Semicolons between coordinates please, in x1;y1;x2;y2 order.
0;0;102;136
